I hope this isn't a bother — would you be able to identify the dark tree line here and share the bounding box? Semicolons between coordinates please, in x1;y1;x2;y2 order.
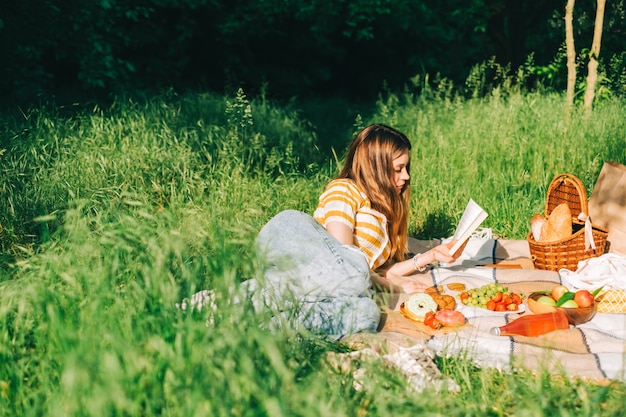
1;0;624;106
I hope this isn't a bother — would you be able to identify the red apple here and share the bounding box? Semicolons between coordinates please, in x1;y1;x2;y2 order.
574;290;594;308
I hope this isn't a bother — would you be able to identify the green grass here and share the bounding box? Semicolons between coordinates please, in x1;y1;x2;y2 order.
1;79;625;416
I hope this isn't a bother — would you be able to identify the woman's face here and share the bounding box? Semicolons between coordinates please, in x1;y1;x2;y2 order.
392;151;410;192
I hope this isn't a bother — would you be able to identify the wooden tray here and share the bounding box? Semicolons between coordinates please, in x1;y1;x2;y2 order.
381;306;469;336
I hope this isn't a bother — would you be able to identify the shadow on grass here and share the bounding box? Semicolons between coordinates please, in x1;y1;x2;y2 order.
412;211;456;241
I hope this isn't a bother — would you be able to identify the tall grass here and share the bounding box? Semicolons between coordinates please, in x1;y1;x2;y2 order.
372;79;626;239
0;78;625;416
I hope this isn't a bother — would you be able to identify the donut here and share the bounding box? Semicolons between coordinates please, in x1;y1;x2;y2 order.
400;293;438;322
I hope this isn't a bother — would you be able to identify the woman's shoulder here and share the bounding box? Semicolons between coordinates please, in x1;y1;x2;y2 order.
324;178;365;195
317;178;367;209
318;179;370;212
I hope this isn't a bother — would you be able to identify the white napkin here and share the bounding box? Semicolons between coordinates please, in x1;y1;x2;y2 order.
560;253;626;290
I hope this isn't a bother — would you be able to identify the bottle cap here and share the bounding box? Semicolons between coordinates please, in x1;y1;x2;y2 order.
489;327;501;336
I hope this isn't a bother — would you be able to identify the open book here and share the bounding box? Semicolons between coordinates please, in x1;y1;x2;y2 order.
448;199;489;255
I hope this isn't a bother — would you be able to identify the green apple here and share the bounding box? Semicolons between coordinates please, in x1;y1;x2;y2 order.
560;299;579;308
537;296;557;306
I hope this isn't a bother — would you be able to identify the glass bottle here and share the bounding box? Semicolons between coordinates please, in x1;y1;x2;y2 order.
490;311;569;337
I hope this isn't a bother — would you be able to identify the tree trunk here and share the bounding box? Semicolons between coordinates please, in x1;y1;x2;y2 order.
583;0;606;110
565;0;576;109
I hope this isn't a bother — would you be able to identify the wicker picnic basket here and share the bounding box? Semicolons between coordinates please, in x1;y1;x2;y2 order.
527;173;609;272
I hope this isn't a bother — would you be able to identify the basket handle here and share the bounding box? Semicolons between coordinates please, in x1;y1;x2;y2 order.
545;173;589;217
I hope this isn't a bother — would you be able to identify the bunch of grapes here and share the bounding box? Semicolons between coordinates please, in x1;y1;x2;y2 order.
460;283;523;311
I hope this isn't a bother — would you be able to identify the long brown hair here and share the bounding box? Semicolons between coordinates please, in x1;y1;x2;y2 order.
338;124;412;263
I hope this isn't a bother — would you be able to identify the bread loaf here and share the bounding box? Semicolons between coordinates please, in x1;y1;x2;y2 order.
531;214;546;241
446;282;466;292
431;293;456;310
539;203;572;242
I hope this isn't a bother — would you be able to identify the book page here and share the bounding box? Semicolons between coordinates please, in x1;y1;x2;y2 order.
449;199;488;255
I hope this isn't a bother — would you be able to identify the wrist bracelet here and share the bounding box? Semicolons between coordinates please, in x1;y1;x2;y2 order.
411;253;429;273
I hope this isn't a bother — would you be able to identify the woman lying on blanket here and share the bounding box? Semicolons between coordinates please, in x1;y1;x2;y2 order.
249;124;462;338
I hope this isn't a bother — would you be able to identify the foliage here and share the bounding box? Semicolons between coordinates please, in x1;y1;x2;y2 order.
6;0;626;105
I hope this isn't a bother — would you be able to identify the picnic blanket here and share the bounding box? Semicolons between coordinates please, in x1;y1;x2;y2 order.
365;237;626;383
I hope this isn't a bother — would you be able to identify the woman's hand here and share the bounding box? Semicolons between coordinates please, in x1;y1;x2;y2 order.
447;238;469;259
379;239;469;292
370;270;429;294
424;239;468;264
394;277;430;293
427;243;456;264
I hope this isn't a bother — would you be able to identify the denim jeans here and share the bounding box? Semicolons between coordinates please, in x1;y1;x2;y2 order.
249;210;380;339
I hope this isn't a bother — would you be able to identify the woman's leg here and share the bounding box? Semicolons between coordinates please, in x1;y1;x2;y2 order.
255;210;372;299
297;297;380;339
254;210;380;336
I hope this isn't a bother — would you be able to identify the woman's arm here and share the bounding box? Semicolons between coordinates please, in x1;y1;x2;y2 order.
371;252;438;294
325;221;354;245
372;241;466;293
385;244;452;277
324;221;415;292
380;240;468;292
370;269;428;293
325;220;466;294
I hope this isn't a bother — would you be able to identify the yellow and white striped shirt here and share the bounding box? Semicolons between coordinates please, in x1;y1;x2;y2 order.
314;179;391;270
